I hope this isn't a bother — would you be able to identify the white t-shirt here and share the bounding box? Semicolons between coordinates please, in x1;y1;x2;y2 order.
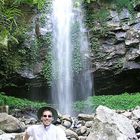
26;124;68;140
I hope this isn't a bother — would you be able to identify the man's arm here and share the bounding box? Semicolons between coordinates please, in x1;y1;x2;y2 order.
23;132;30;140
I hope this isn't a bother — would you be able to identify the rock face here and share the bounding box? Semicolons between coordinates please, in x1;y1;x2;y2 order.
2;3;140;97
88;6;140;95
1;105;140;140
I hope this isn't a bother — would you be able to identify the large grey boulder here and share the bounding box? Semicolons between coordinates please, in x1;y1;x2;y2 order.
87;105;138;140
0;113;25;133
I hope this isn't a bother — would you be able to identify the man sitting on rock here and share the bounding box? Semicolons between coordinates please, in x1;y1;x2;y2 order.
23;106;67;140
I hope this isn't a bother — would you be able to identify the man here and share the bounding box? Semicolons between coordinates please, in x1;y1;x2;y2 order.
23;106;68;140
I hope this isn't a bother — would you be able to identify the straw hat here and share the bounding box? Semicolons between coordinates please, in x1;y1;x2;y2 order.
37;106;58;123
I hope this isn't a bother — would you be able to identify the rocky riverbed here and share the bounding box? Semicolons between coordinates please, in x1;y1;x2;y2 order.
0;105;140;140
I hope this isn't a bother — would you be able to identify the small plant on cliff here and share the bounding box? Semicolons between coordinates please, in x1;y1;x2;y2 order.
114;0;134;13
12;0;46;10
84;4;110;51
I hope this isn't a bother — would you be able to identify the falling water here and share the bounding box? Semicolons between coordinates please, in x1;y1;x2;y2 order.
51;0;93;115
52;0;73;114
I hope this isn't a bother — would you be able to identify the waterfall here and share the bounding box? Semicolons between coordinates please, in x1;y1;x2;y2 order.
51;0;93;115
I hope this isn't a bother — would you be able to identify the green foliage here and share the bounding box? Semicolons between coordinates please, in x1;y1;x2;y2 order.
11;0;46;10
0;3;21;47
0;92;47;109
113;0;134;14
74;92;140;113
93;9;109;22
83;0;136;13
42;50;53;86
85;5;110;51
0;0;34;89
0;0;46;48
0;16;28;88
0;30;9;47
41;33;53;86
83;0;97;3
71;21;83;73
39;0;52;15
31;0;46;10
0;47;24;88
1;92;140;114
